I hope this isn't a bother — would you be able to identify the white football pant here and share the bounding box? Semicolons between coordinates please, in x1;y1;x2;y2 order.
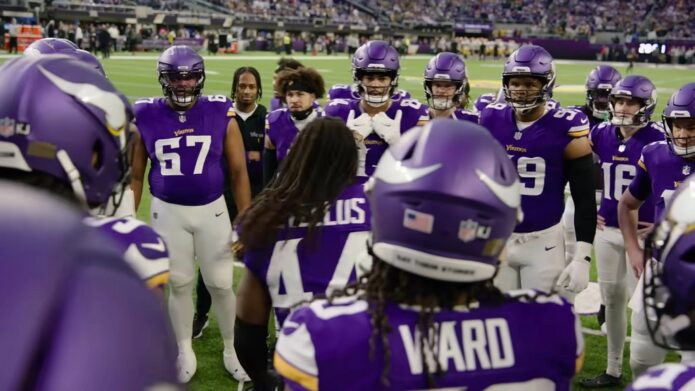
150;196;237;353
495;222;566;293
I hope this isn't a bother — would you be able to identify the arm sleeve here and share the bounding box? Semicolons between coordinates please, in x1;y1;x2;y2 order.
263;148;278;186
566;153;597;244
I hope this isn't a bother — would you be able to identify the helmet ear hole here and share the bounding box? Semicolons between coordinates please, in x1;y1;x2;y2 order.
91;140;104;170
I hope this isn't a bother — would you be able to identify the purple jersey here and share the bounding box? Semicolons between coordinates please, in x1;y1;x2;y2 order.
590;122;665;227
629;141;695;220
472;92;497;113
275;290;582;391
134;95;235;206
568;104;607;129
0;182;177;391
266;108;326;162
627;363;695;391
324;98;429;177
84;216;170;289
328;83;411;102
480;104;590;232
244;181;371;326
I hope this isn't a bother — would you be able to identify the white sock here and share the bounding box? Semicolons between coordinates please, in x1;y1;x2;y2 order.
168;280;196;344
602;281;628;377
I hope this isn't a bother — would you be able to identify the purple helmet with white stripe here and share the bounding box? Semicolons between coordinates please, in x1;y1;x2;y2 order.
585;65;622;119
0;55;131;214
423;52;469;110
502;45;556;114
24;38;105;76
643;174;695;350
366;119;522;282
662;82;695;158
157;45;205;106
609;75;657;127
352;40;400;106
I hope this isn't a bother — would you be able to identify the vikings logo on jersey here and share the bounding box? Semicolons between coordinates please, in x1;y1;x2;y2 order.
243;182;371;326
134;95;234;206
275;290;583;390
629;140;695;220
328;83;411;102
84;216;170;290
266;107;326;162
480;104;590;232
324;98;429;177
590;121;665;227
627;363;695;391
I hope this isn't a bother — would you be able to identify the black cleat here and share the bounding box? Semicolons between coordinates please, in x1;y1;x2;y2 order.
578;372;621;388
192;313;209;339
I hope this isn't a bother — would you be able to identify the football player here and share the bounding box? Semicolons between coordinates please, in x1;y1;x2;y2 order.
264;67;325;184
561;65;622;331
0;55;178;388
131;45;252;383
274;119;584;390
20;36;168;291
235;117;370;389
579;75;665;388
423;52;478;122
270;58;305;111
479;45;597;295
324;40;429;178
619;82;695;376
192;66;269;339
571;65;623;128
626;174;695;391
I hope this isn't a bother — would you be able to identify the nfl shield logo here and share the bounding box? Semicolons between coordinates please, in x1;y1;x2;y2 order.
179;114;187;123
513;131;522;140
684;165;692;176
458;219;479;242
0;117;15;138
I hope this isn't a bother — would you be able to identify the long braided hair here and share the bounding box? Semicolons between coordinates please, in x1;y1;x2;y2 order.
236;117;357;249
329;254;506;388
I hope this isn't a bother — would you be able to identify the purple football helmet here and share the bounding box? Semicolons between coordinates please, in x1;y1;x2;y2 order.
23;38;78;55
609;75;657;127
502;45;556;114
663;82;695;158
0;55;131;214
585;65;622;119
366;118;522;282
24;38;105;76
157;45;205;106
643;174;695;350
423;52;469;110
351;40;400;106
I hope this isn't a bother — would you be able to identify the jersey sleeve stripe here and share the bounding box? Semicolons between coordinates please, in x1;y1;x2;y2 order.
568;127;590;137
274;352;318;391
145;271;169;289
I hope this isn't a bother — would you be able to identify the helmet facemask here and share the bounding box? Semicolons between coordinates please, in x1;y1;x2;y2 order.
159;70;205;107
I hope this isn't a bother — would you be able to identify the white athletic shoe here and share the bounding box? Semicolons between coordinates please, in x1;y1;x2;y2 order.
176;346;197;383
223;347;250;382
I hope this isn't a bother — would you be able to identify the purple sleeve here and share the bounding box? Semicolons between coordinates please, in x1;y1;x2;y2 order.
243;248;271;285
629;162;652;201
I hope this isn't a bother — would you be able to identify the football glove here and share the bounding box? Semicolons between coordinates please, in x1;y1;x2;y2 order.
557;241;592;293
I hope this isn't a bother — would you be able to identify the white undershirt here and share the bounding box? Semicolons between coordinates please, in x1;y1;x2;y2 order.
515;108;548;131
291;110;318;131
235;104;258;121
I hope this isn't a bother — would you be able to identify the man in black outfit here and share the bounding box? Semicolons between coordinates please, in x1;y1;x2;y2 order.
193;67;267;338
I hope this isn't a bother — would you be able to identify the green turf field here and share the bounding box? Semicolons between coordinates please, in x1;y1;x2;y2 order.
2;51;690;390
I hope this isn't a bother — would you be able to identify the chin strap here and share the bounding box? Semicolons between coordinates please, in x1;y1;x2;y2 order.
56;149;89;209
